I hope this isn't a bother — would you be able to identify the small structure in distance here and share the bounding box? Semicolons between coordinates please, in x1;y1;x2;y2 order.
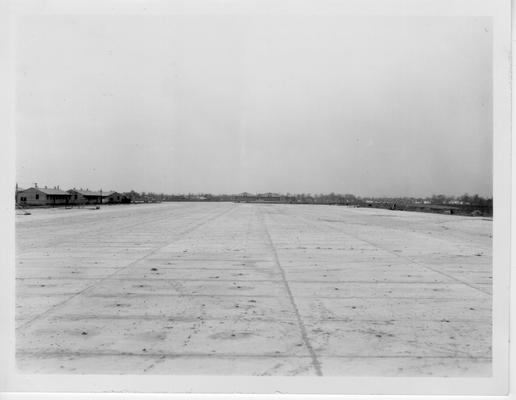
16;184;70;207
16;184;128;207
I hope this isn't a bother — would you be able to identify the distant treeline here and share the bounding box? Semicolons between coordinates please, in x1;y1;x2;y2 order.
120;191;492;216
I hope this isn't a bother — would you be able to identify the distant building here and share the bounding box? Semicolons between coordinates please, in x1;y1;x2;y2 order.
102;191;124;204
68;189;103;205
15;184;25;202
257;193;283;202
17;185;70;206
234;192;257;202
233;192;291;203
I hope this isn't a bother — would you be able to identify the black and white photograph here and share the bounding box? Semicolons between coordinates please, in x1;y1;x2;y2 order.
0;0;512;396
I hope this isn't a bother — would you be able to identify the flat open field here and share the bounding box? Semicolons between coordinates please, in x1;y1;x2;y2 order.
15;202;492;376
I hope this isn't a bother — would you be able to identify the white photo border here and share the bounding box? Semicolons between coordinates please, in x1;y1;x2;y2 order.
0;0;511;397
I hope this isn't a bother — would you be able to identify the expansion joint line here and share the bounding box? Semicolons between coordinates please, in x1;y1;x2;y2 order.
306;216;490;297
259;208;323;376
17;204;239;331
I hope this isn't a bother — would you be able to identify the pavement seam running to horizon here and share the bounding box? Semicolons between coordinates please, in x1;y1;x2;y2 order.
297;215;491;297
259;207;323;376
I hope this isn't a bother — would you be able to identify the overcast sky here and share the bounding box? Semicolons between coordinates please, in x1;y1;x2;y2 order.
16;15;492;197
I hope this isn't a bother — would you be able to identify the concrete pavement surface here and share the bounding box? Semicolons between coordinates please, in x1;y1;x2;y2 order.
15;202;492;375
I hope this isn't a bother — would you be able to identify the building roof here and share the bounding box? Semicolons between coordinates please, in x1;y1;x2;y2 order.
68;189;103;197
69;189;119;197
103;191;120;197
258;192;281;197
40;188;70;195
21;187;69;195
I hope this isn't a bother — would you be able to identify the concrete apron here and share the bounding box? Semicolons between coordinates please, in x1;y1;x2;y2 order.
15;202;492;375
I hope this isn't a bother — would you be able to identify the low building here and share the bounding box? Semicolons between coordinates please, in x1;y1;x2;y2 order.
102;191;123;204
15;184;25;203
17;185;70;206
234;192;257;202
68;189;103;205
257;193;283;202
